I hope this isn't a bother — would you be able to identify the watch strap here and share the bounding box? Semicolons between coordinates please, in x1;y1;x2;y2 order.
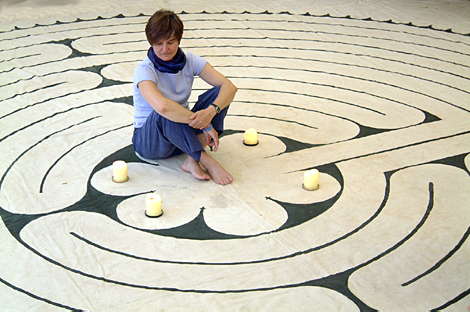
210;103;221;114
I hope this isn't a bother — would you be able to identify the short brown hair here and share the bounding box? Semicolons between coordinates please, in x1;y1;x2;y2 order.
145;10;184;45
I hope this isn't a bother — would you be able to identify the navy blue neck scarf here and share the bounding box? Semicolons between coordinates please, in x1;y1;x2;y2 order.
147;47;186;74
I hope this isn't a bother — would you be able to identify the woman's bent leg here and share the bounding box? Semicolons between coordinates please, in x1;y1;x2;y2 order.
133;111;203;161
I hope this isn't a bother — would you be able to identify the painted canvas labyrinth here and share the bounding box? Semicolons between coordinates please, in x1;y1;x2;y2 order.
0;11;469;311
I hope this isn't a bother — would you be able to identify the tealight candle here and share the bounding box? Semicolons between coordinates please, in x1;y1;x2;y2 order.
112;160;129;183
145;192;163;218
243;128;258;146
303;169;320;191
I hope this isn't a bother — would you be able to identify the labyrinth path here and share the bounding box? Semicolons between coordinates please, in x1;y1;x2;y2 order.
0;12;469;311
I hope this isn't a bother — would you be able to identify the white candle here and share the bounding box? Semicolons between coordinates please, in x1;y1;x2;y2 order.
145;192;163;218
112;160;128;183
243;128;258;146
303;169;320;191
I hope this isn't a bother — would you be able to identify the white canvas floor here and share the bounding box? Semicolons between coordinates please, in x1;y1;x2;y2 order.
0;1;469;311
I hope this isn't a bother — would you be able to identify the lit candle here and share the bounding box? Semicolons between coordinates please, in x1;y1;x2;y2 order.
145;192;163;218
112;160;129;183
243;128;259;146
303;169;320;191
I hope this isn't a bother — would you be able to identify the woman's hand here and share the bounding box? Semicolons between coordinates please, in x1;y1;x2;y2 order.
189;107;216;129
205;127;219;152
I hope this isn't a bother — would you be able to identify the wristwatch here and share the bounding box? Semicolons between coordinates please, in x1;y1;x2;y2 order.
210;103;221;114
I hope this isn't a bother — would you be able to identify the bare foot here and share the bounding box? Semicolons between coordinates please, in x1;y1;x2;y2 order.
199;151;233;185
181;156;210;181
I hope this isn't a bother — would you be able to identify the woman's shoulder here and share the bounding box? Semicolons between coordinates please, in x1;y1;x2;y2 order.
134;57;155;74
183;50;207;75
136;57;153;69
134;57;158;82
183;50;203;60
182;50;194;61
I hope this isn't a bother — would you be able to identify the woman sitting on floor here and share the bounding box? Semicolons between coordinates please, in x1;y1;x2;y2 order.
132;9;237;185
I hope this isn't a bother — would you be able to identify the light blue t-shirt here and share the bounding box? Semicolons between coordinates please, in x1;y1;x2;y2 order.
133;51;207;128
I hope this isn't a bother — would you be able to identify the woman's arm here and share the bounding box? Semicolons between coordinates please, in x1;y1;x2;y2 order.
138;80;194;123
199;63;237;110
189;63;238;129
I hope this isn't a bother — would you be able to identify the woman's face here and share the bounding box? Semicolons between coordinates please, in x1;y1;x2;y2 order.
152;36;179;61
